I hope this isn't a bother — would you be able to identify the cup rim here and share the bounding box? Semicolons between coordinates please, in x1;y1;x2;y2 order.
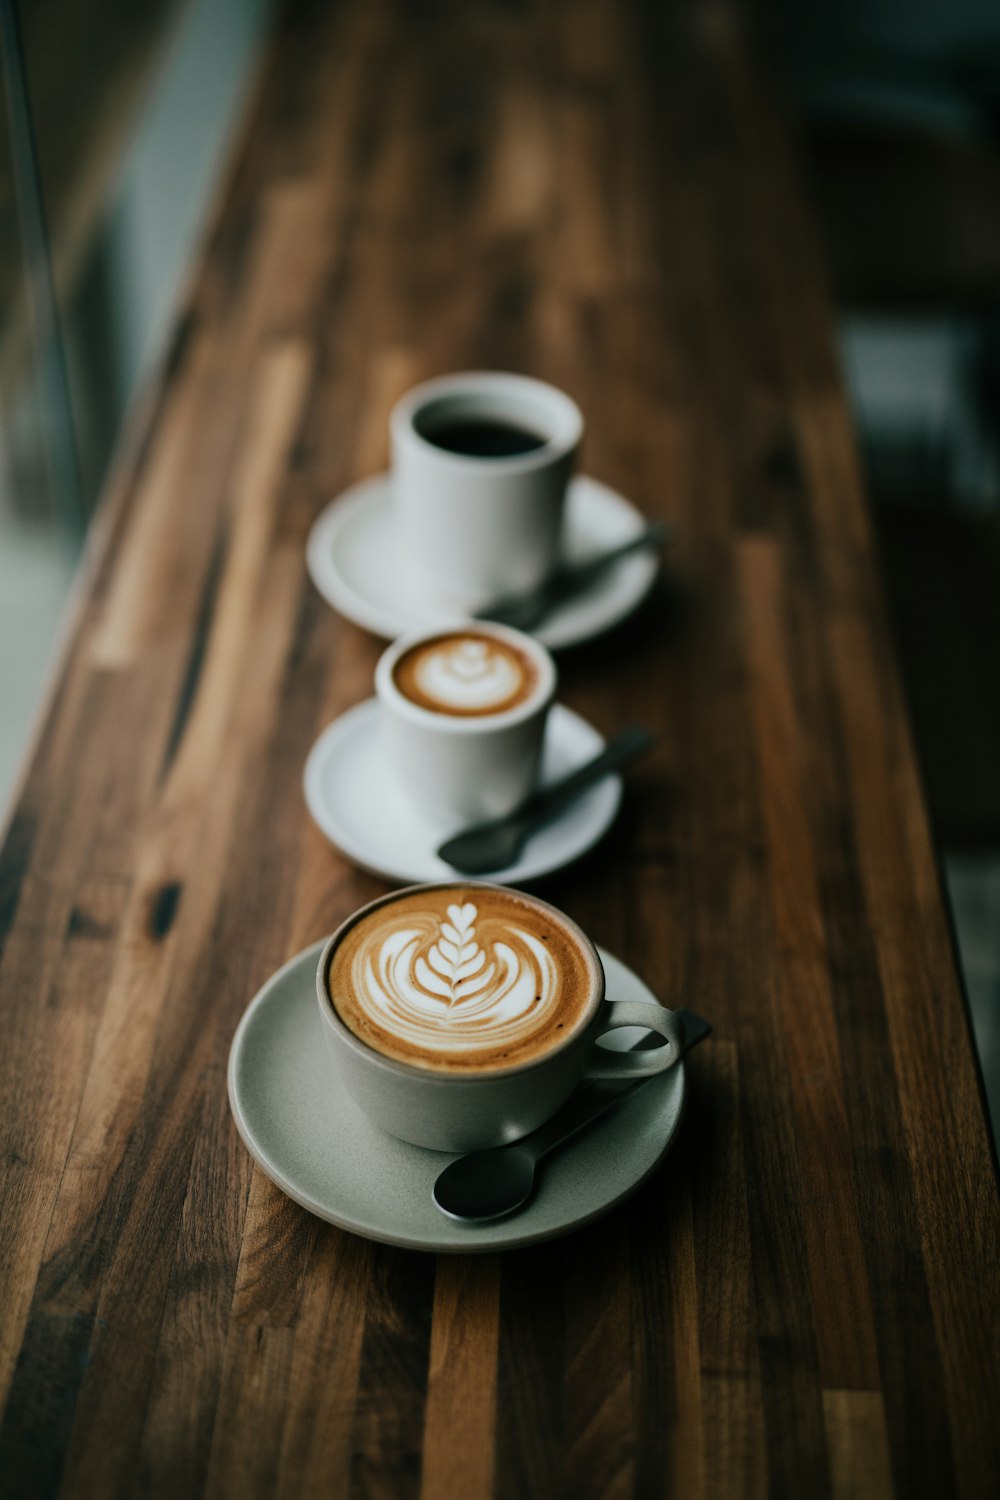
389;371;583;476
316;880;606;1082
375;621;558;733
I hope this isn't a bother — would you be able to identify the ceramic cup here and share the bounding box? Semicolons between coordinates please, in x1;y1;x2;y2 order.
316;881;686;1151
374;621;557;824
390;371;583;611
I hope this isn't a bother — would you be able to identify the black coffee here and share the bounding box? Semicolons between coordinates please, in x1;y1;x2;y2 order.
421;418;548;458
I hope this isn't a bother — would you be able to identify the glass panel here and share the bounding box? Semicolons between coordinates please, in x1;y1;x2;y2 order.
0;37;75;808
0;0;272;816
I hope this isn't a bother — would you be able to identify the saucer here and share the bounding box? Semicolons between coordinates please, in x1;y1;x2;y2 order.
303;699;621;885
227;941;686;1252
306;472;659;649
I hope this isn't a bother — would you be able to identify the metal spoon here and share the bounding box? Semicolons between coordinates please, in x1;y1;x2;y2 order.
474;521;669;631
433;1009;711;1222
436;725;654;873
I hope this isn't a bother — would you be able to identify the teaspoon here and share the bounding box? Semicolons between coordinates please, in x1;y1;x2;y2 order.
433;1008;711;1222
473;521;669;631
436;725;654;874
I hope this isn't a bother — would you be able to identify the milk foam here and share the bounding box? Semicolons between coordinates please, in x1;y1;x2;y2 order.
412;638;524;712
350;901;559;1056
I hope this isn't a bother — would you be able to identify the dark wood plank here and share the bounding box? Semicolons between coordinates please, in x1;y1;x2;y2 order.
494;1242;567;1500
420;1256;501;1500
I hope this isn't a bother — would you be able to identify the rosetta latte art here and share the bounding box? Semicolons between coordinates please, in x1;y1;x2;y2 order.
354;901;559;1055
413;638;524;711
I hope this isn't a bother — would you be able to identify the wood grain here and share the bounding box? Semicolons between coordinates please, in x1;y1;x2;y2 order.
1;1;998;1496
420;1256;500;1500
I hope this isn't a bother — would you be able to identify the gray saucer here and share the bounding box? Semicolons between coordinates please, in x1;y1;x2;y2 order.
227;941;686;1252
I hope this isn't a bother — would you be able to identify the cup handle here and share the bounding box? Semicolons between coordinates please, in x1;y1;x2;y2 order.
583;1002;686;1081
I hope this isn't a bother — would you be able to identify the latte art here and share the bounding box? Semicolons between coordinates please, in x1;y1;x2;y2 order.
328;886;598;1071
392;631;539;718
416;641;521;711
364;899;556;1045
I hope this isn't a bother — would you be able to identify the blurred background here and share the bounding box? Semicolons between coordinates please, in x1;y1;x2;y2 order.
1;0;997;1135
0;0;272;795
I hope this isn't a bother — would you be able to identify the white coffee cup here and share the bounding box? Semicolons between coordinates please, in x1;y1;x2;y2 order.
390;371;583;611
316;881;686;1152
375;622;557;824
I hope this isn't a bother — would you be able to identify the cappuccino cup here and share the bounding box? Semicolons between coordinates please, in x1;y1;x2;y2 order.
316;881;685;1151
390;372;583;611
375;622;556;824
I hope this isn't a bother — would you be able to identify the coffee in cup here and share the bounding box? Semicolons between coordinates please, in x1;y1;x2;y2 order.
391;630;539;718
390;372;583;611
317;882;685;1150
417;415;549;458
329;883;596;1072
375;623;556;824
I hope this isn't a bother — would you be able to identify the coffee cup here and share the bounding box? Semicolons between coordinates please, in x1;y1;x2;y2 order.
316;881;685;1152
375;622;556;824
390;371;583;611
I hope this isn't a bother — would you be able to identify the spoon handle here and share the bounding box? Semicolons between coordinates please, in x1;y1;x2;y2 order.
435;726;655;871
430;1011;712;1221
520;1070;645;1160
516;725;655;824
474;520;669;627
524;1008;710;1158
505;1008;711;1163
549;521;670;595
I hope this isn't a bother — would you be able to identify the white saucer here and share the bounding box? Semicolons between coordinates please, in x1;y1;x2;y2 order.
303;699;621;886
228;941;686;1253
306;472;659;649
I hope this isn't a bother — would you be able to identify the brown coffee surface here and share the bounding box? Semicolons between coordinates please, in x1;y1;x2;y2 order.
327;885;600;1072
419;417;548;458
392;631;538;717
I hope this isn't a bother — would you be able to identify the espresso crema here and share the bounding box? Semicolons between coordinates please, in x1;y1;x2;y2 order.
327;886;599;1072
391;631;538;717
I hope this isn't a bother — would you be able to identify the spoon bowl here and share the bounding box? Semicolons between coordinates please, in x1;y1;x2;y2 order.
433;1145;537;1222
431;1008;711;1223
437;725;654;874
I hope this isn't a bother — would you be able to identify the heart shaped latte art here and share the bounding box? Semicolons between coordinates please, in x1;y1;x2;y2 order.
355;901;559;1054
414;639;524;710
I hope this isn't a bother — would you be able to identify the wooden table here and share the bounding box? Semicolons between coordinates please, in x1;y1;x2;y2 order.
2;1;997;1495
